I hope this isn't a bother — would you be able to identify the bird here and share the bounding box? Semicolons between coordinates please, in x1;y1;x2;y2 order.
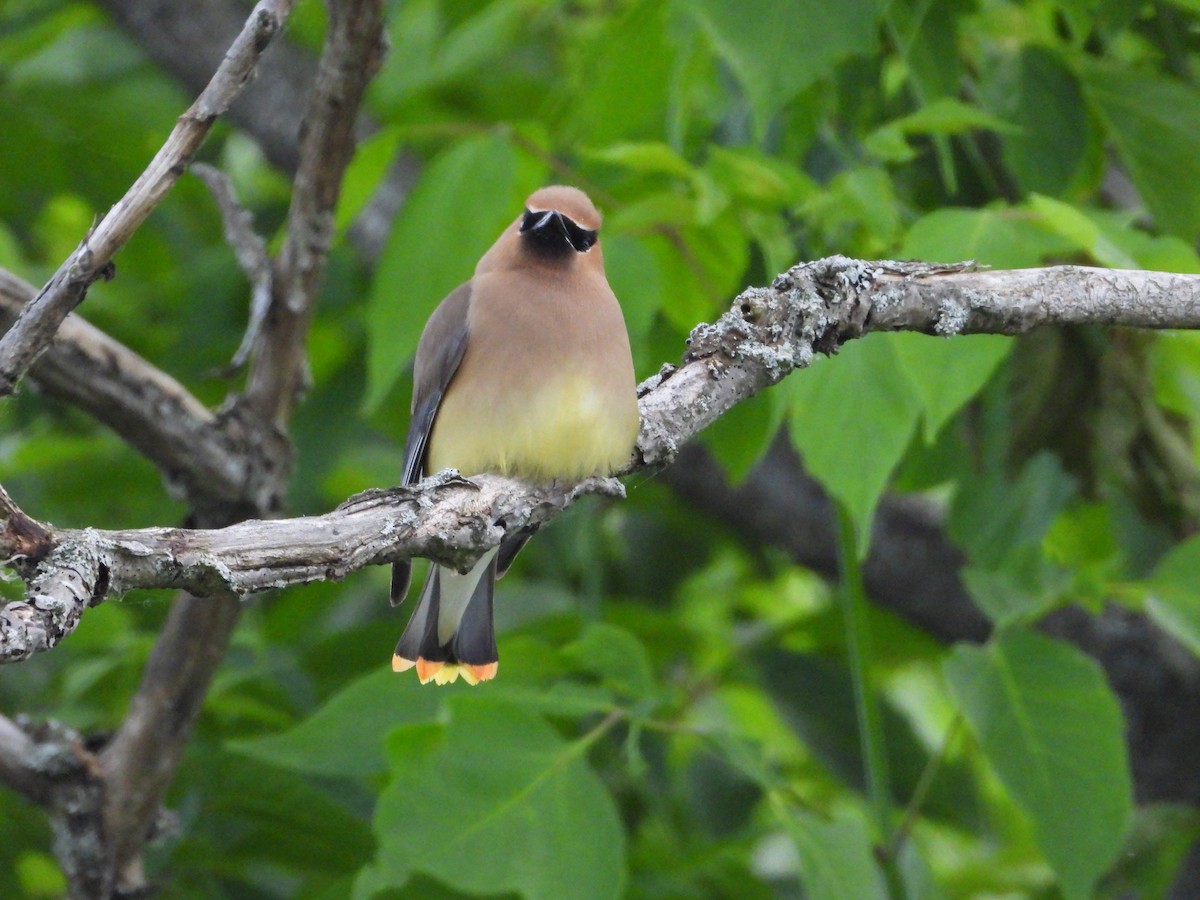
390;185;639;686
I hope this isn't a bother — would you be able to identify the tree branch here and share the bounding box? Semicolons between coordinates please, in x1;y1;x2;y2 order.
191;164;274;372
241;0;387;426
0;473;620;661
91;3;386;888
0;0;296;399
861;262;1200;333
94;0;421;263
94;0;317;174
0;269;291;523
0;714;51;805
6;256;1200;661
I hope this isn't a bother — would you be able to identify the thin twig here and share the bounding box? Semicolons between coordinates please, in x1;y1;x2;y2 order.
0;0;296;399
241;0;387;426
191;163;274;373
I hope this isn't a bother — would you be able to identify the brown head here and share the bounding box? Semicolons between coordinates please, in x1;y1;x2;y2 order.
477;185;605;274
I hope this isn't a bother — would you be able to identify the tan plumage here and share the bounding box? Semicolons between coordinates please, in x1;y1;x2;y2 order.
391;186;639;685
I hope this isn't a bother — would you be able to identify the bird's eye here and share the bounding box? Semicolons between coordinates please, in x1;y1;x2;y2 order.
519;209;547;233
562;218;598;253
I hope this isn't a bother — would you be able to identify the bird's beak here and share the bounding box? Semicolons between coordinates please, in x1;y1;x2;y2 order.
521;209;563;235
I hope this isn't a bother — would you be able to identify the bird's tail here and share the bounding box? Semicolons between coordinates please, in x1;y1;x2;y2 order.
392;550;499;685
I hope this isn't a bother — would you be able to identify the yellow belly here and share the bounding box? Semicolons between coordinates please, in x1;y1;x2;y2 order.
427;373;637;481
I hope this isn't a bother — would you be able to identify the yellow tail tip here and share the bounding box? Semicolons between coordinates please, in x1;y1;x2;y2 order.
465;662;498;684
393;656;499;686
415;658;444;684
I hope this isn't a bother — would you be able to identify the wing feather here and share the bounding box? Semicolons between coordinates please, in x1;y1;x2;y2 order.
390;281;473;605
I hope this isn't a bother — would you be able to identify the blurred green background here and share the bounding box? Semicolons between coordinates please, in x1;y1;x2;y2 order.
3;0;1200;896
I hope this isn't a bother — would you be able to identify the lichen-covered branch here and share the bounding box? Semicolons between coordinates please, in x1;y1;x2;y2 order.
5;255;1200;662
859;261;1200;334
0;269;291;522
636;258;1200;467
0;473;621;661
88;3;386;889
0;0;296;399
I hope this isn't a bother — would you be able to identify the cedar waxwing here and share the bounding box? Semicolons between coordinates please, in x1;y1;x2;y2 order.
390;185;639;686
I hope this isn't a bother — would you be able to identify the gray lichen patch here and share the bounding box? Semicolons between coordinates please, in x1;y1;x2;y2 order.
935;297;970;336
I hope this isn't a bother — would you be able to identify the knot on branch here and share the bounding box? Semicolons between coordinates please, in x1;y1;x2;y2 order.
204;398;295;523
0;486;54;568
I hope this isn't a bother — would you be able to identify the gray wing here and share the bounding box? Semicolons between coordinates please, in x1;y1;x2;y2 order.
390;281;473;605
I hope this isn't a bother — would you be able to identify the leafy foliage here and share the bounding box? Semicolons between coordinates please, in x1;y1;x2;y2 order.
2;0;1200;897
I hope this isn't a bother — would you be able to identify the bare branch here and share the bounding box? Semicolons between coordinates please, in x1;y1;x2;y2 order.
99;592;241;891
0;472;620;661
4;256;1200;661
636;258;1200;467
0;269;290;521
1;546;102;663
0;712;113;896
95;0;419;264
242;0;387;426
95;0;318;174
861;262;1200;334
0;714;51;804
0;0;296;399
191;164;274;372
89;4;385;887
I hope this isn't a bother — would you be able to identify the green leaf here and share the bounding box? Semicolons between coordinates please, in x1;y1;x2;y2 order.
889;332;1012;441
0;220;24;270
865;98;1014;163
232;667;443;779
806;166;902;255
700;389;780;483
1027;194;1139;269
334;126;401;235
602;232;662;353
1104;804;1200;900
373;0;534;108
982;46;1094;197
565;2;674;144
944;628;1132;900
1080;62;1200;240
365;133;534;411
960;567;1049;627
950;452;1076;571
902;206;1074;268
788;807;888;900
1069;207;1200;272
623;213;747;334
680;0;887;137
1144;535;1200;658
190;751;375;876
786;336;921;546
703;146;816;208
585;141;694;179
359;696;625;899
560;622;655;699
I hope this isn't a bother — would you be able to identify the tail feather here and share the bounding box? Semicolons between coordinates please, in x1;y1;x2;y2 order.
392;551;499;685
389;560;413;607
